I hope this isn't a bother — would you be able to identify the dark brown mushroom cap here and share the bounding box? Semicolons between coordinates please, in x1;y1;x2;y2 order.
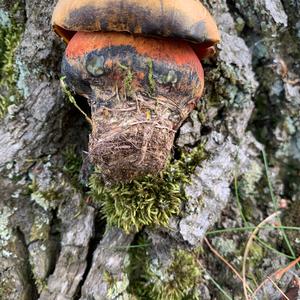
52;0;220;46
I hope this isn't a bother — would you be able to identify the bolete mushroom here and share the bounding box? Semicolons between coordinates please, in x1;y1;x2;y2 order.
52;0;220;183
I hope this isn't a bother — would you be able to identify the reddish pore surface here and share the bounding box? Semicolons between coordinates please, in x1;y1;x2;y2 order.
66;31;204;79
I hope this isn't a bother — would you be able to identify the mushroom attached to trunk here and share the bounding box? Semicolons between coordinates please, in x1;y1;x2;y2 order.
63;32;204;182
52;0;220;183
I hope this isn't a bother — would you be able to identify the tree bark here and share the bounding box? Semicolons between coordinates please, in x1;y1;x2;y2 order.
0;0;299;299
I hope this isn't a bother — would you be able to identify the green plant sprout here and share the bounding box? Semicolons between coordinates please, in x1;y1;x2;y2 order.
147;59;156;95
60;77;93;126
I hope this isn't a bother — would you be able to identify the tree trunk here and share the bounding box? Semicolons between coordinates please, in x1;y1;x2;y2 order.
0;0;299;299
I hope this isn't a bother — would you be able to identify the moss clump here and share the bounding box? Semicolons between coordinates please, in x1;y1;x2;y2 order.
90;171;182;233
0;3;24;118
149;250;202;300
128;237;202;300
89;145;207;233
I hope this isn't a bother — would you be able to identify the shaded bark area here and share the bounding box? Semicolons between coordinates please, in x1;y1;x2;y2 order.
0;0;299;300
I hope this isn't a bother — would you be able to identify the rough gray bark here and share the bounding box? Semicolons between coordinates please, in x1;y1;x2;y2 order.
0;0;299;299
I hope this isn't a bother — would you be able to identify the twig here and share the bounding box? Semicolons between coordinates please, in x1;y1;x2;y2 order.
138;125;154;165
252;277;271;298
285;78;300;85
275;256;300;281
253;257;300;295
204;237;253;294
242;211;281;300
206;226;300;236
234;173;248;225
115;84;121;103
196;260;234;300
154;125;176;132
267;276;289;300
104;107;137;112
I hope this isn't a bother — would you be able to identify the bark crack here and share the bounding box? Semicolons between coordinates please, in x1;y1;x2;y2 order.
74;214;106;300
47;208;62;277
16;227;39;300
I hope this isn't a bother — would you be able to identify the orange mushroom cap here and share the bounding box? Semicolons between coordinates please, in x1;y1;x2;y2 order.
66;31;203;79
52;0;220;47
63;31;204;99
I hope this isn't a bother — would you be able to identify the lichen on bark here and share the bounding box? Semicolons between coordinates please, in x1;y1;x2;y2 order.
0;2;24;118
0;0;300;299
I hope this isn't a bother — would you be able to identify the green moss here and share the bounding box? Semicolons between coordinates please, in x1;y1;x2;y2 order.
89;145;207;233
29;214;50;242
61;77;93;126
90;172;182;233
154;250;202;300
119;63;134;96
34;277;47;294
128;237;202;300
0;3;24;118
103;267;131;298
29;179;62;211
249;242;264;265
103;270;115;286
240;197;255;221
62;145;83;189
247;242;265;282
